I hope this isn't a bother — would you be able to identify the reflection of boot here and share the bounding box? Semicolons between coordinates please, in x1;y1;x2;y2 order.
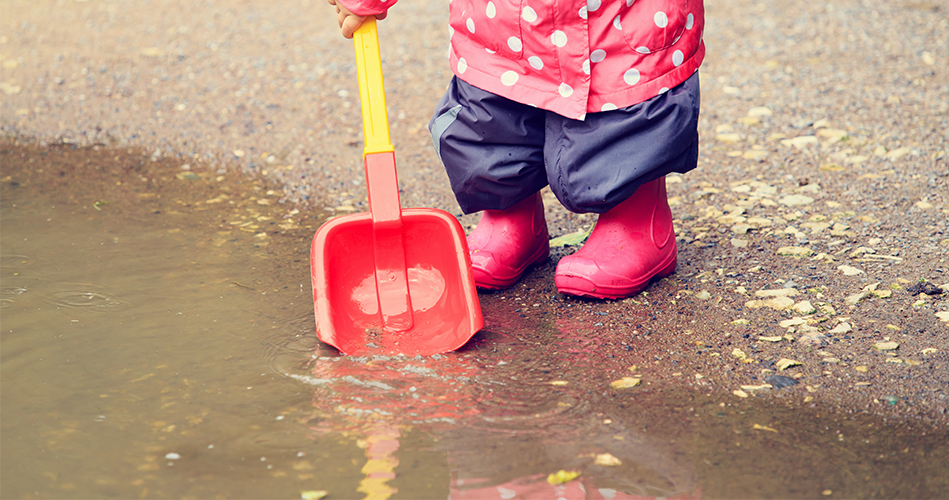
555;177;676;299
467;192;549;290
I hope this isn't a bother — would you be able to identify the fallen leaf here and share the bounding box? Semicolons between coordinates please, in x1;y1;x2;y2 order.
301;491;328;500
594;453;622;466
745;296;795;311
776;358;802;371
741;384;773;391
547;470;580;485
733;389;749;398
921;348;939;355
936;312;949;324
753;423;778;433
610;377;641;389
777;246;814;258
549;224;594;247
855;365;868;373
732;348;749;359
758;336;784;342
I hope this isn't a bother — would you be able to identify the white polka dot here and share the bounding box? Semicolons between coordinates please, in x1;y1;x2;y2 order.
579;6;587;19
636;46;650;54
559;83;573;97
686;13;694;30
612;15;622;30
466;18;475;33
501;71;519;86
528;56;544;69
457;58;467;74
582;59;590;74
626;0;634;6
486;48;496;54
623;68;640;85
551;30;567;47
522;6;537;23
587;0;601;12
590;49;606;63
654;11;668;28
508;36;523;52
601;103;618;111
486;1;496;18
659;87;670;93
672;50;684;66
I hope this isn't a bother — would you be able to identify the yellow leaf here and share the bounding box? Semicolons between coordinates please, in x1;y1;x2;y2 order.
753;423;778;433
732;348;748;360
594;453;622;466
733;389;749;398
301;490;328;500
776;358;802;371
549;224;594;248
610;377;641;389
547;470;580;485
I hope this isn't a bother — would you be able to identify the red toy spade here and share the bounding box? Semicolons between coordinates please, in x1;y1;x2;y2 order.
310;18;483;356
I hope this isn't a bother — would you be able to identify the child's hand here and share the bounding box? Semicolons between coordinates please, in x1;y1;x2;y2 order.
327;0;387;39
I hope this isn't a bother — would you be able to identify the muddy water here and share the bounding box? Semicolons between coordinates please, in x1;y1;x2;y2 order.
2;144;948;500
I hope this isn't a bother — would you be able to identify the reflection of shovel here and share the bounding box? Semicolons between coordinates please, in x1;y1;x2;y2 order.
310;18;482;356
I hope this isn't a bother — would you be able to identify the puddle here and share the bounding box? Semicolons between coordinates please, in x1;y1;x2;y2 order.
2;143;948;499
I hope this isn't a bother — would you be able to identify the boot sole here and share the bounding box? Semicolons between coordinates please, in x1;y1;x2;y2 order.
555;253;677;300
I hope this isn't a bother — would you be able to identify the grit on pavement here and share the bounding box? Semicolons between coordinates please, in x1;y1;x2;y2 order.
2;0;948;423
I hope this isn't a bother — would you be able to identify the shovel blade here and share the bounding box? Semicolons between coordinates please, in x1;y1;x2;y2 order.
311;208;483;356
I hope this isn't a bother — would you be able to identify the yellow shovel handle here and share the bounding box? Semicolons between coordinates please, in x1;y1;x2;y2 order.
353;18;394;156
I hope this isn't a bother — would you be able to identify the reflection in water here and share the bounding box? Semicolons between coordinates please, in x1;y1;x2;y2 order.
289;301;701;500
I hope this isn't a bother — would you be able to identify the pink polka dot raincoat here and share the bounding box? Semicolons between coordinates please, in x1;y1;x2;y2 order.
342;0;705;120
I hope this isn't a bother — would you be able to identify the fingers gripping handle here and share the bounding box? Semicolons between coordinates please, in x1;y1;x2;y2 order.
354;18;393;157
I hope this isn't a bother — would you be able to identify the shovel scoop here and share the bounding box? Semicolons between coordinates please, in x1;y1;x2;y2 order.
310;19;483;356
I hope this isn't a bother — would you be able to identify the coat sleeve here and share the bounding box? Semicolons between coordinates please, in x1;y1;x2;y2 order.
336;0;397;16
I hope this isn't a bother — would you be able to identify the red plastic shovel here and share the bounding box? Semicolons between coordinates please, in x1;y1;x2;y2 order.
310;18;483;356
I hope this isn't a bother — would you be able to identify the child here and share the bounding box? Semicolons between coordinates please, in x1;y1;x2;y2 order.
329;0;705;299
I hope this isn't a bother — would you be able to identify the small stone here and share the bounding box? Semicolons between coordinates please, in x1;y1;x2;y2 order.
937;312;949;324
828;322;853;335
792;301;817;315
845;291;871;306
733;389;749;398
765;375;798;389
758;336;784;342
838;265;864;276
781;136;819;148
755;288;799;298
165;452;181;460
779;194;815;206
695;290;712;300
873;341;899;351
855;365;868;373
777;246;814;258
716;133;743;143
799;331;828;346
779;317;808;328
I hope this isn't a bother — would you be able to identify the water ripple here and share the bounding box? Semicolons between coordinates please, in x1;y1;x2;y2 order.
45;283;128;311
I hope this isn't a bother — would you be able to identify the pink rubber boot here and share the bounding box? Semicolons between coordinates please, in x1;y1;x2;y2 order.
555;177;676;299
467;192;549;290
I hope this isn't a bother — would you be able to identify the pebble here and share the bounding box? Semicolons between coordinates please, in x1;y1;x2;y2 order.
873;342;899;351
765;375;798;389
165;452;181;460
